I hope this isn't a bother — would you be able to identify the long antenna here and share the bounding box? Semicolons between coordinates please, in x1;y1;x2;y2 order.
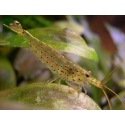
103;85;124;106
102;87;112;109
100;67;124;108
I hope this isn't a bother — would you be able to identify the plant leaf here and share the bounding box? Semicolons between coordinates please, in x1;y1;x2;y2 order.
1;27;99;62
0;83;100;109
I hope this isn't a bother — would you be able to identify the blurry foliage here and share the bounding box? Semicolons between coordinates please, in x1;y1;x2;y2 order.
0;15;125;109
0;57;16;90
0;16;52;29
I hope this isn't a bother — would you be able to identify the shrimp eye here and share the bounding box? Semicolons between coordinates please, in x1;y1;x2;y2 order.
85;73;90;77
85;71;91;78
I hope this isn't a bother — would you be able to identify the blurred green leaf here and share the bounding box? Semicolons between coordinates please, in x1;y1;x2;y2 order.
0;16;52;28
1;27;99;62
0;57;16;90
